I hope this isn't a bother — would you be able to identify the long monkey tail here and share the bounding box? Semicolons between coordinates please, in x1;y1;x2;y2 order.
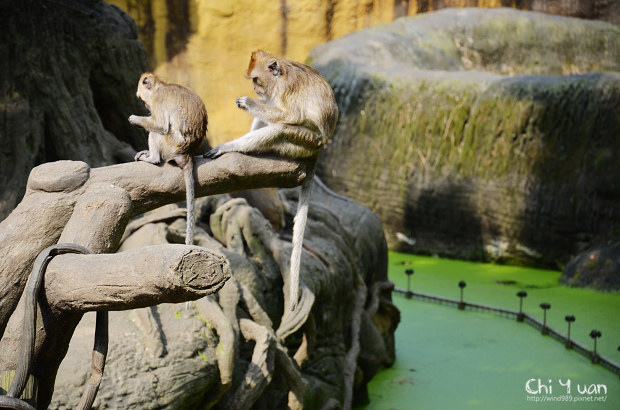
184;157;195;246
289;166;316;311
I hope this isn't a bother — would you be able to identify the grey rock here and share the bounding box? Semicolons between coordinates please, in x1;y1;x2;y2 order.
50;184;398;409
310;8;620;268
561;240;620;291
0;0;149;220
0;1;398;408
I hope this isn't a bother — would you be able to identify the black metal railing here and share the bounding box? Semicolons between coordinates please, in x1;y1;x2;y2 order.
393;286;620;377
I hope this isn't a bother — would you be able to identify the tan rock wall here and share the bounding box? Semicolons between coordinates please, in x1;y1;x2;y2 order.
108;0;619;146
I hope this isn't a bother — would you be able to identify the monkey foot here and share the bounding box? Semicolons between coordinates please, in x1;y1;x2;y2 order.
134;150;160;164
203;147;224;159
134;150;149;161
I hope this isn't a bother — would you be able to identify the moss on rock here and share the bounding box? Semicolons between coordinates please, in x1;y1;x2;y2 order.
311;8;620;268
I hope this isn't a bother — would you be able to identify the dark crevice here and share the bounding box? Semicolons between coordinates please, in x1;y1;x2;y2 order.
165;0;190;61
43;112;59;163
280;0;288;56
325;0;334;40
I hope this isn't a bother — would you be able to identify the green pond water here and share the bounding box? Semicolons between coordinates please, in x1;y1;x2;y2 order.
359;253;620;409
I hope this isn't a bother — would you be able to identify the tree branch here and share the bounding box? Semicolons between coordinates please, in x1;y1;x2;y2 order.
44;245;230;312
0;154;311;337
88;154;312;216
0;153;309;408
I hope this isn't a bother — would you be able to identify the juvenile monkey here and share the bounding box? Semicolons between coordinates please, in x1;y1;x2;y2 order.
204;50;338;310
129;72;208;245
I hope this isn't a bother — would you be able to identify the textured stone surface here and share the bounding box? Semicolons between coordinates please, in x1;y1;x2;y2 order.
561;240;620;291
49;181;398;409
0;0;148;220
309;8;620;268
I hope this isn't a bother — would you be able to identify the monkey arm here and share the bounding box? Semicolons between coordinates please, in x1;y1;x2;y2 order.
128;114;169;135
236;97;291;124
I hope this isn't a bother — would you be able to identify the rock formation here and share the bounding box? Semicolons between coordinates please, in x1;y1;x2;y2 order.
561;240;620;291
3;0;618;223
48;180;397;409
0;1;398;408
0;0;149;220
309;8;620;268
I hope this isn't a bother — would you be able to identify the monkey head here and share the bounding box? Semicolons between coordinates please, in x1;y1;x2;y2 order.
136;72;161;111
246;50;283;101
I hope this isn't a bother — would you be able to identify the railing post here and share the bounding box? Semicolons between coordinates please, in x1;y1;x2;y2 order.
405;268;414;299
516;291;527;322
539;303;551;335
589;330;601;364
565;315;575;349
458;281;466;310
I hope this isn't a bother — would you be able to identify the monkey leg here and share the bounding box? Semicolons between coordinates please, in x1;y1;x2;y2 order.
172;129;189;146
249;117;268;132
134;150;151;162
203;125;281;158
134;132;164;164
204;125;321;159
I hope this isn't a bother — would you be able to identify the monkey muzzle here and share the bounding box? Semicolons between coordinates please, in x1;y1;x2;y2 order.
252;77;263;95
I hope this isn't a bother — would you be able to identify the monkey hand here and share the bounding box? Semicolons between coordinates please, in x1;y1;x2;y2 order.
235;96;251;110
128;114;140;125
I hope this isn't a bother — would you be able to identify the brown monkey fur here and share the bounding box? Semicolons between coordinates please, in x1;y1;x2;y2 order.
205;51;338;310
129;72;208;245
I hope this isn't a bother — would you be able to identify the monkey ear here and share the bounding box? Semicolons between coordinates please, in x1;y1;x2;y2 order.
268;61;280;76
142;76;153;90
247;53;257;78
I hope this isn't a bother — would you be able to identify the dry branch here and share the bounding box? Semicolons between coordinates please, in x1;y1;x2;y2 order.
44;245;230;312
0;154;310;336
88;154;311;216
0;153;310;408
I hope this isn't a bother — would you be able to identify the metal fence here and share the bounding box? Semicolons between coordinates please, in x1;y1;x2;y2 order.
393;287;620;378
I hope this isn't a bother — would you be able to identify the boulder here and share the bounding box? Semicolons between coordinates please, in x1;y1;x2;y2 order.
0;0;148;220
561;240;620;291
49;181;398;409
310;8;620;268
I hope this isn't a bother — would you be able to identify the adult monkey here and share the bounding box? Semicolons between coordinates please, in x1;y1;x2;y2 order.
129;73;208;246
205;50;338;311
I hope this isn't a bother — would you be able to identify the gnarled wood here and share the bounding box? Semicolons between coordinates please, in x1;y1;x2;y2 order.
0;155;310;338
0;154;310;408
